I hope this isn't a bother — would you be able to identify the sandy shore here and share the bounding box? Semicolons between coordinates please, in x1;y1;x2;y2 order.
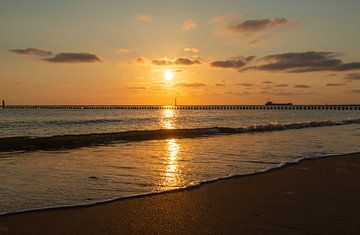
1;153;360;234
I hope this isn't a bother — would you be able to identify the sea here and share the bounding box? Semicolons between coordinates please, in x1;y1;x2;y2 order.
0;106;359;215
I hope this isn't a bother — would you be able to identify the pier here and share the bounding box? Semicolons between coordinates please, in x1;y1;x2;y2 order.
2;105;360;111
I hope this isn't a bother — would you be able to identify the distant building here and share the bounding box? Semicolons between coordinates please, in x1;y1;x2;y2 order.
265;100;293;106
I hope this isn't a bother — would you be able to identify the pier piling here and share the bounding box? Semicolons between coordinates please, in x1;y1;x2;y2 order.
1;104;359;110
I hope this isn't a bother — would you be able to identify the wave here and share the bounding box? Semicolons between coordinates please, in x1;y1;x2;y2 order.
0;119;359;152
2;118;125;126
46;118;124;125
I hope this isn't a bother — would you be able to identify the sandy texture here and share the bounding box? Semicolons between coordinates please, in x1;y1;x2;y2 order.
1;153;360;234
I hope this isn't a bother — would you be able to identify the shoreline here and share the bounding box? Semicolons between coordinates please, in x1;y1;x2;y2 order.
1;152;360;234
0;151;358;217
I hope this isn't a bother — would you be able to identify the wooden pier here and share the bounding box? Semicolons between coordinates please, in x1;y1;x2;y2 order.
2;105;360;111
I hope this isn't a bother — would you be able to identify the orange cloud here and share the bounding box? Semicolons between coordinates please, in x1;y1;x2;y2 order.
212;51;360;73
152;57;201;66
184;47;199;53
182;19;197;31
10;48;52;56
225;18;290;35
135;14;153;22
175;82;206;88
44;52;103;63
117;48;131;54
243;52;360;73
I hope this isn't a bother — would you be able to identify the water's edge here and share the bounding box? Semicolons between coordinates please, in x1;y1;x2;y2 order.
1;151;359;217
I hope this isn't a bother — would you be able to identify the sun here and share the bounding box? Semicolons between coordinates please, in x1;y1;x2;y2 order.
164;70;174;81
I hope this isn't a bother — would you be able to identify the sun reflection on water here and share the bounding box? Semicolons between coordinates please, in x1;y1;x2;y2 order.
161;108;176;129
156;108;184;190
161;138;181;189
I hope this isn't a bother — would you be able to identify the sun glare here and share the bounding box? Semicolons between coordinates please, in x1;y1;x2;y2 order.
164;70;174;81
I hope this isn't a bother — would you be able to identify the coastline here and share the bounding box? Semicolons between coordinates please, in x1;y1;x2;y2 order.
1;152;360;234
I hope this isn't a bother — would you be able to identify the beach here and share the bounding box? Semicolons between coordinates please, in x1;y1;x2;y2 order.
2;0;360;234
1;152;359;234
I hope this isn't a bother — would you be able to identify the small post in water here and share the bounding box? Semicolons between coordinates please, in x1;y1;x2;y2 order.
2;100;4;109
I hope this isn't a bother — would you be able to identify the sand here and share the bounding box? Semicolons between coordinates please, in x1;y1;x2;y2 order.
1;153;360;234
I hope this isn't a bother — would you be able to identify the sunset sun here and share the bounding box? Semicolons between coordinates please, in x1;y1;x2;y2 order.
164;70;174;81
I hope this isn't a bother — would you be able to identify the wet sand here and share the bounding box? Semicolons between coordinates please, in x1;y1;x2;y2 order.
1;153;360;234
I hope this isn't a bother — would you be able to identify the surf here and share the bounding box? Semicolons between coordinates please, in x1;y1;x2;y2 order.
0;119;359;152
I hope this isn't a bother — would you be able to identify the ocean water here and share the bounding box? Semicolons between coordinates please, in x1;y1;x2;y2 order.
0;107;359;214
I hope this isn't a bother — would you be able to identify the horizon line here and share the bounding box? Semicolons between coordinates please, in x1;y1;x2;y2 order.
3;104;360;106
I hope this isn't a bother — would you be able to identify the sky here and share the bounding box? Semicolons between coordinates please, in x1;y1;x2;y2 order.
1;0;360;105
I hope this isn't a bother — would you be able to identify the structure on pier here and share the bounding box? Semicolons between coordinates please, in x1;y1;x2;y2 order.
265;100;293;106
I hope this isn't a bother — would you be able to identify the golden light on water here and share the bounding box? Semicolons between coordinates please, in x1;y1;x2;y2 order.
157;109;182;190
163;139;180;188
161;108;176;129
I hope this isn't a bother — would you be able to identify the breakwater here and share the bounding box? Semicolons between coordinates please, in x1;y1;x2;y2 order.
2;105;360;110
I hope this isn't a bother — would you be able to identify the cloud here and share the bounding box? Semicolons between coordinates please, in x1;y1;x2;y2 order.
117;48;131;54
274;84;288;87
135;14;153;22
236;83;253;87
249;39;260;45
242;56;256;62
182;19;197;31
175;82;206;88
350;89;360;93
152;58;173;66
294;84;311;89
123;56;147;65
175;57;200;65
345;73;360;81
152;57;201;66
11;48;103;64
136;56;147;64
127;57;200;66
274;92;295;96
184;47;199;53
215;80;226;87
261;89;313;96
126;86;146;90
226;91;251;96
262;81;274;84
212;15;294;45
325;73;338;77
224;17;290;35
44;52;103;63
210;55;255;69
262;86;272;90
10;48;52;56
326;83;346;87
210;59;246;69
242;51;360;73
174;68;185;73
